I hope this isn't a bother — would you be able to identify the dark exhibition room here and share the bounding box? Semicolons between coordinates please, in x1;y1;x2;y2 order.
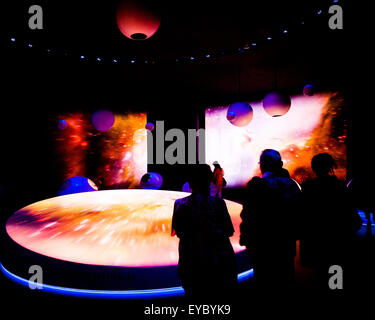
2;0;374;317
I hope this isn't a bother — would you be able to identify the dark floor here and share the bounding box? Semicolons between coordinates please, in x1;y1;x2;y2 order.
0;185;373;317
1;222;374;318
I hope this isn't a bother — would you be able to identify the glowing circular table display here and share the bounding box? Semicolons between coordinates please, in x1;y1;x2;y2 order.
6;190;245;267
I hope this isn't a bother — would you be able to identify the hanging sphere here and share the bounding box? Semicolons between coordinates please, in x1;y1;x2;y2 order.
263;91;291;117
303;84;315;96
116;0;161;40
91;110;115;132
226;102;253;127
145;122;155;131
226;111;236;121
58;176;98;196
57;119;68;130
140;172;163;190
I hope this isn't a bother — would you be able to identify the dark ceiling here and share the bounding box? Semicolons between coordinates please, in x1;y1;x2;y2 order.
4;0;356;112
7;1;331;56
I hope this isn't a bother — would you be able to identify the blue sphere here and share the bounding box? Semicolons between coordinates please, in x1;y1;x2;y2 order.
58;176;98;196
140;172;163;190
227;102;253;126
57;119;68;130
303;84;315;96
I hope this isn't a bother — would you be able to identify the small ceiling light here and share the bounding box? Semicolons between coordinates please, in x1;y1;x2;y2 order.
252;42;256;46
283;29;288;34
267;36;272;40
80;55;85;59
113;59;118;63
96;57;101;61
130;60;135;63
10;37;16;42
205;54;210;58
28;43;33;48
190;56;195;60
317;9;322;15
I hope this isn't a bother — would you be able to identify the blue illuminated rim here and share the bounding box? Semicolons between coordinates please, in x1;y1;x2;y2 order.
0;262;253;299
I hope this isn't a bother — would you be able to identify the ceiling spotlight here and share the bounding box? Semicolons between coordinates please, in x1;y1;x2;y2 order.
113;59;118;63
283;29;288;34
267;36;272;40
10;37;16;42
80;55;85;59
190;56;195;60
252;42;256;46
317;9;322;15
96;57;101;61
205;54;210;58
130;60;135;63
28;43;33;48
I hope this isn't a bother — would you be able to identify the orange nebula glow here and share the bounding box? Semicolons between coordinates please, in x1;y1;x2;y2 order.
53;112;147;189
206;92;347;186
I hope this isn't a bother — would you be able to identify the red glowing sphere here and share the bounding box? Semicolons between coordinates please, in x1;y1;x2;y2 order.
116;0;161;40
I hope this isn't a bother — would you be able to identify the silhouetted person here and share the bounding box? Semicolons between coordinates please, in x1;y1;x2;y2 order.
300;153;362;287
172;164;237;299
211;161;225;198
278;167;291;178
240;149;301;294
94;176;105;190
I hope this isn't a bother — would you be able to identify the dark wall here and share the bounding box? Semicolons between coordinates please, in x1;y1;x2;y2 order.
2;1;371;220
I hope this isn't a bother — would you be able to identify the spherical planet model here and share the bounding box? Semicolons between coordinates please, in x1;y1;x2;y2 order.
116;0;161;40
263;91;291;117
226;111;236;121
226;102;253;127
91;109;115;132
140;172;163;190
303;84;315;96
145;122;155;131
58;176;98;196
57;119;68;130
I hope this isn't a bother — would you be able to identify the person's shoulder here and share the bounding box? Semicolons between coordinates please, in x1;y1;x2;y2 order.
207;195;224;203
174;195;192;207
302;177;317;188
247;176;262;186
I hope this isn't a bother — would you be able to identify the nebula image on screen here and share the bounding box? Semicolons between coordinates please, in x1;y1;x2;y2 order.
6;190;243;267
206;92;347;187
53;111;147;189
